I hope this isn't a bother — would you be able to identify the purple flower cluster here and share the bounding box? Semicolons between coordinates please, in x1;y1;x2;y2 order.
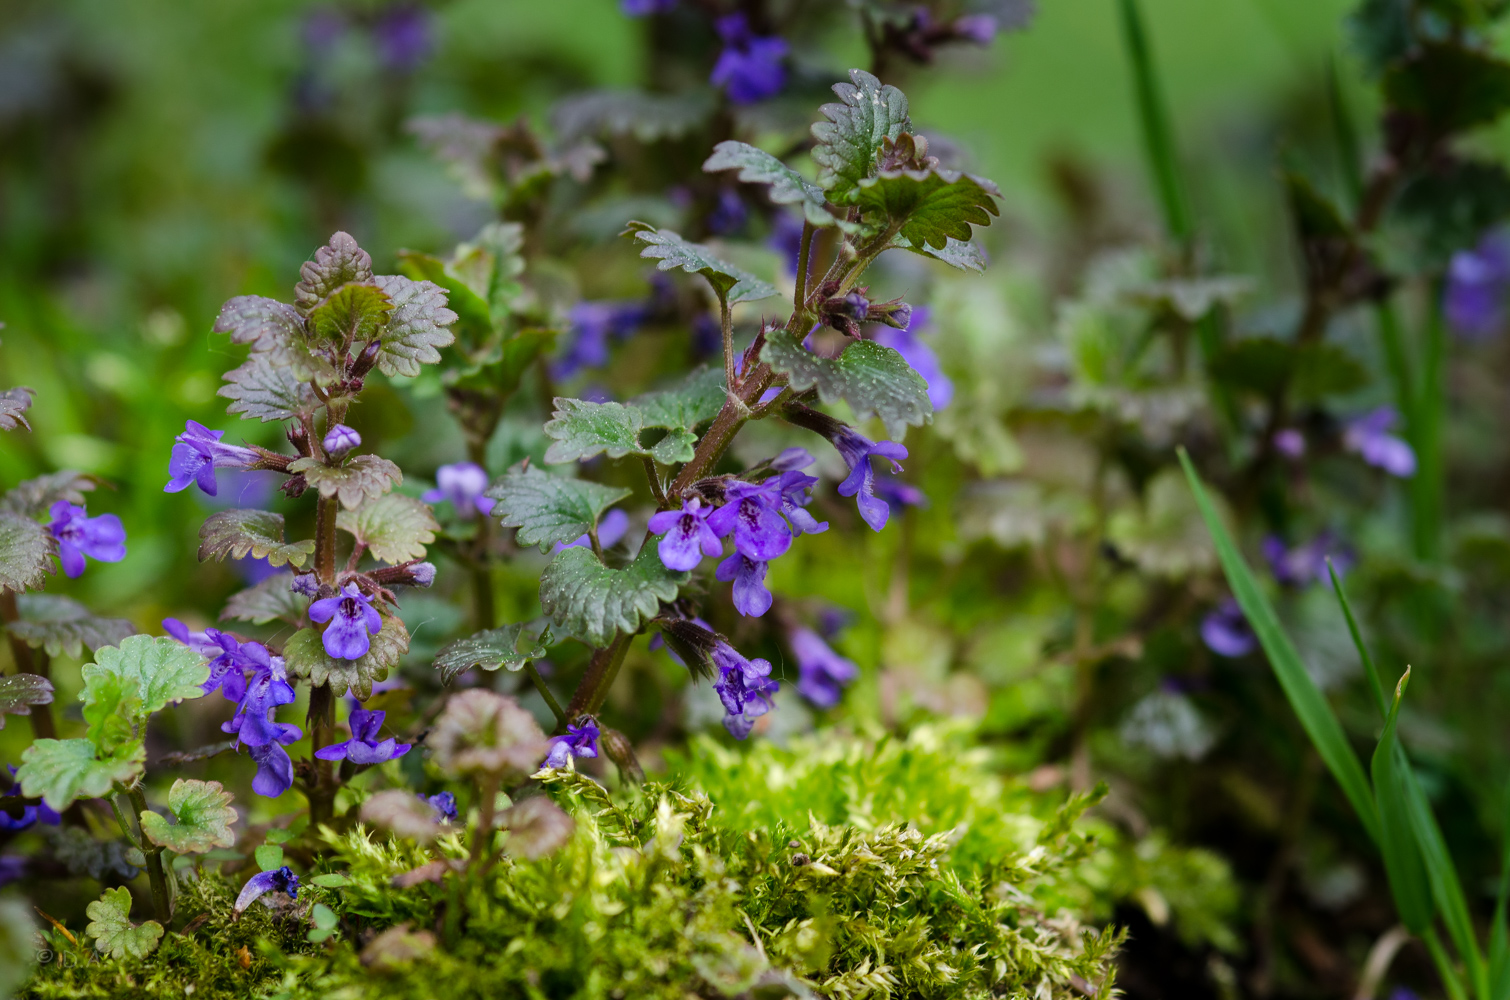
553;301;651;380
315;705;410;765
710;14;788;104
309;583;384;660
787;627;858;708
543;720;600;769
423;462;495;518
1343;407;1416;478
712;640;779;738
164;420;258;497
46;502;126;579
1445;229;1510;339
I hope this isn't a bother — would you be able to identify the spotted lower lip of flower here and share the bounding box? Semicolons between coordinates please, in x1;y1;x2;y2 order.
314;706;411;765
422;462;495;518
716;552;772;617
234;865;300;913
308;582;384;660
788;627;858;708
649;497;724;571
707;481;791;561
164;420;258;497
47;501;126;579
542;719;601;770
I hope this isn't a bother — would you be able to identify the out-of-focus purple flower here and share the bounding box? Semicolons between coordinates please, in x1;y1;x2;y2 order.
235;555;282;585
553;301;651;379
831;428;909;531
372;4;433;72
1200;598;1255;658
789;627;858;708
234;865;299;913
1343;407;1416;478
552;509;632;553
47;502;126;579
770;212;806;276
165;421;258;497
0;766;60;831
709;480;792;561
303;7;346;50
1263;532;1353;588
1445;230;1510;339
315;706;410;764
954;14;998;44
691;313;722;357
873;476;927;510
323;424;361;458
423;462;495;518
649;498;723;571
622;0;676;14
710;13;788;104
707;189;748;235
872;306;953;410
818;605;853;638
1273;428;1306;459
711;640;778;739
716;551;772;617
309;583;383;660
423;791;457;823
0;856;23;886
543;720;600;769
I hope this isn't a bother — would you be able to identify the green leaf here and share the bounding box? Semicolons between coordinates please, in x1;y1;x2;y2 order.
18;738;145;811
761;328;932;439
336;493;439;564
1178;449;1380;843
86;887;163;961
1;470;98;518
0;511;55;594
1105;468;1218;579
630;366;727;436
620;222;779;305
811;69;912;202
1403;754;1490;994
83;635;210;719
1393;157;1510;268
295;232;374;312
538;545;688;647
895;235;986;272
1130;276;1253;322
487;465;630;553
290;455;403;510
81;671;139;756
0;673;52;730
1207;338;1366;401
283;615;409;700
1118;0;1192;243
308;903;338;942
448;222;526;311
220;347;321;422
1348;0;1412;77
372;274;458;378
140;778;238;854
0;386;33;431
853;169;999;250
1327;564;1389;721
212;295;305;352
434;623;552;683
551;88;715;144
256;843;285;872
6;594;135;658
1370;669;1435;934
197;509;315;568
703;141;842;229
542;399;647;465
221;572;307;627
307;282;393;345
1384;41;1510;136
310;873;352;888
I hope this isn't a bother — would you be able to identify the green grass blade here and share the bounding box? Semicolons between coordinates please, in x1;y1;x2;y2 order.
1327;54;1364;209
1328;561;1389;721
1491;812;1510;1000
1117;0;1192;246
1426;927;1474;1000
1403;761;1489;995
1412;297;1446;562
1371;668;1436;933
1178;448;1380;843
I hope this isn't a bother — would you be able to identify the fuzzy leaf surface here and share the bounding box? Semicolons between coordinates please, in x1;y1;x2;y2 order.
197;509;314;568
434;623;551;682
86;887;163;961
7;594;135;658
212;295;306;352
307;282;393;345
140;778;238;854
621;222;779;304
295;232;374;312
83;635;210;721
18;738;145;811
372;274;458;377
854;169;999;250
0;674;52;730
811;69;912;201
1;470;97;518
543;399;646;464
0;387;33;431
896;235;986;272
222;572;306;626
0;511;55;594
762;329;932;438
290;455;402;510
337;493;438;564
630;366;727;434
220;349;320;422
538;546;687;647
703;141;842;228
283;615;408;700
488;466;630;553
1384;41;1510;135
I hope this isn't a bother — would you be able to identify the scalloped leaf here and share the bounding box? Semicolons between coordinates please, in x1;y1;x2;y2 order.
337;493;438;564
0;387;33;431
761;329;932;438
487;466;631;553
86;887;163;961
308;282;393;347
631;366;727;434
538;545;687;647
1;470;98;518
291;455;403;510
543;399;644;465
139;778;237;854
434;623;552;683
83;635;209;722
295;232;374;312
212;295;306;352
18;738;146;811
219;349;321;422
0;512;55;594
221;572;306;626
621;222;779;305
1383;41;1510;136
7;594;136;658
198;509;315;568
0;674;52;730
854;169;999;250
551;88;715;144
896;235;986;272
703;141;844;229
283;615;408;700
811;69;912;202
372;274;458;377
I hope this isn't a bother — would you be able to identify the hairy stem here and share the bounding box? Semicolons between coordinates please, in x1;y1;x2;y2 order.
0;591;55;740
314;495;338;585
793;220;816;310
641;456;667;506
718;291;736;392
305;683;336;826
126;786;172;923
565;635;634;719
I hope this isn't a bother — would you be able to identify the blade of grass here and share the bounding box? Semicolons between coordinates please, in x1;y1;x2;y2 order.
1117;0;1192;246
1491;790;1510;1000
1328;561;1389;721
1411;295;1446;562
1371;667;1436;934
1426;927;1474;1000
1178;448;1380;843
1402;761;1489;996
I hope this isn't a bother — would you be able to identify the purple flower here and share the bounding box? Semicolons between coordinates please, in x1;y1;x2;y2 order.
552;509;631;553
234;865;299;913
164;420;258;497
716;552;772;617
1445;229;1510;339
236;555;282;585
0;856;24;887
314;706;410;764
708;480;792;561
46;502;126;578
707;189;748;235
407;561;436;587
789;627;858;708
249;736;300;798
831;428;909;532
711;641;779;739
1273;428;1306;459
710;14;788;104
222;658;297;747
1263;532;1353;588
871;306;953;411
303;7;345;50
1343;407;1416;478
873;476;927;511
423;462;495;518
309;583;384;660
323;424;361;458
423;791;457;823
543;720;600;769
165;623;274;702
292;573;321;598
954;14;999;44
1200;599;1255;658
553;301;651;379
776;470;828;535
1;766;60;831
649;498;723;571
372;3;432;72
622;0;676;13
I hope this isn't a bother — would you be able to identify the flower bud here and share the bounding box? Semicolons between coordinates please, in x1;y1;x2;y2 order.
599;727;645;785
820;290;870;337
287;422;312;457
291;573;321;598
349;339;382;380
323;424;362;458
869;297;912;330
368;561;436;589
